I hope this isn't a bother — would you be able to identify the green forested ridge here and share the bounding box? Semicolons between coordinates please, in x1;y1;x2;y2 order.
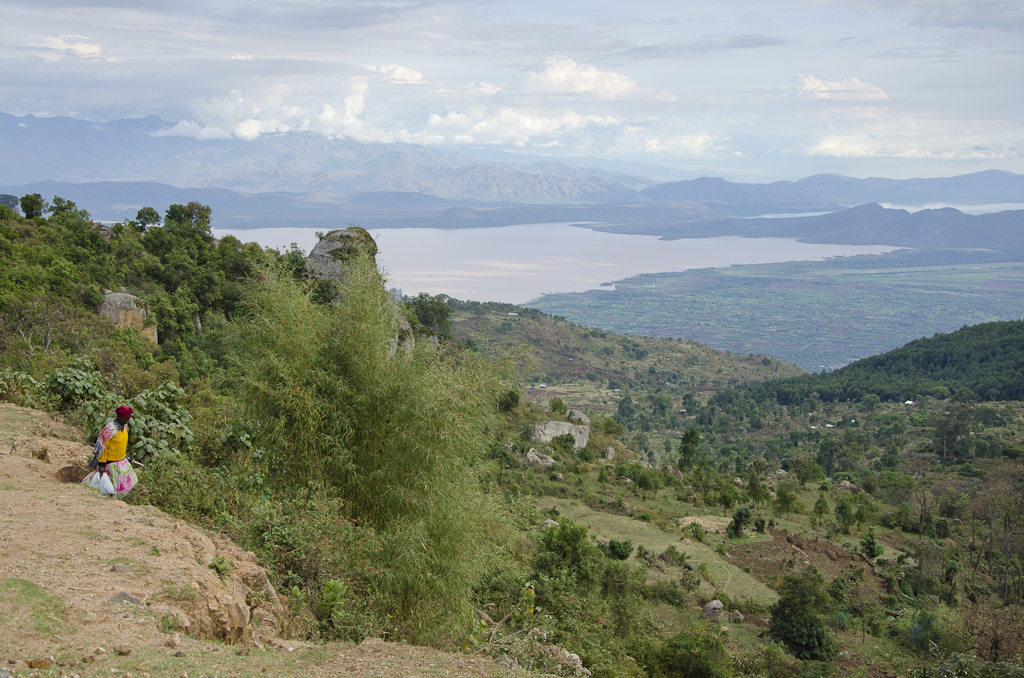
3;194;1024;677
738;321;1024;405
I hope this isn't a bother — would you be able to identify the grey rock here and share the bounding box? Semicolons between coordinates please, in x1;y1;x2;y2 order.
541;519;560;531
534;421;590;449
555;473;564;481
702;600;724;623
730;611;744;623
567;410;590;425
304;227;378;286
98;292;156;343
525;448;556;469
108;592;141;605
604;447;616;460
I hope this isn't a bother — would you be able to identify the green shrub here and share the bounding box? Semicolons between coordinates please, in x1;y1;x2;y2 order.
607;539;634;561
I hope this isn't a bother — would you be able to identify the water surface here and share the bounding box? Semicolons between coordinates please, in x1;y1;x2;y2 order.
213;223;900;304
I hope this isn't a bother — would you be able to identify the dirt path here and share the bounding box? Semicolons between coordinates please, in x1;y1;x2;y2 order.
0;403;526;678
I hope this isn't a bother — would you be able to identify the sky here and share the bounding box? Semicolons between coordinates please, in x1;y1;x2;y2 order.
2;0;1023;180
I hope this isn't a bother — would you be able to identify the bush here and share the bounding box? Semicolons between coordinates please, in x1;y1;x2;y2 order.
607;539;634;561
235;260;519;643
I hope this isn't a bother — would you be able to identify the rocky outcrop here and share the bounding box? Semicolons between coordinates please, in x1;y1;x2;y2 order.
98;292;156;343
534;421;589;449
303;227;378;286
525;448;556;468
702;600;724;622
567;410;590;425
604;447;616;460
303;228;414;355
660;464;685;484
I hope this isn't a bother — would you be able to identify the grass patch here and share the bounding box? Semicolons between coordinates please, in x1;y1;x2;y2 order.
0;578;76;638
161;582;199;602
535;497;778;606
123;536;147;546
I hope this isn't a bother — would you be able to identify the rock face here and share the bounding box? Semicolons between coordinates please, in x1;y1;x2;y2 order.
567;410;590;425
534;421;590;449
604;447;616;460
304;227;378;286
98;292;157;343
730;611;745;623
525;448;557;468
702;600;724;622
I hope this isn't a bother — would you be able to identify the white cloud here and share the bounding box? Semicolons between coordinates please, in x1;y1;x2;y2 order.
524;55;637;100
426;107;621;146
151;120;232;140
41;35;113;62
230;54;252;60
794;74;888;100
644;135;725;156
365;63;424;84
467;82;502;95
808;136;1018;159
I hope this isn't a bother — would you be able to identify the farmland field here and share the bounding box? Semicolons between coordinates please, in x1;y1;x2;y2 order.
528;249;1024;371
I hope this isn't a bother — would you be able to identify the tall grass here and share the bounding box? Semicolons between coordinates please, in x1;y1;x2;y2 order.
235;257;520;644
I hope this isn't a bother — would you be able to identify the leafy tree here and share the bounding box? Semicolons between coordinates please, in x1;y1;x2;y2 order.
20;193;47;219
548;396;567;415
768;566;839;661
135;206;161;231
774;484;800;518
860;528;884;558
406;292;454;341
677;426;700;470
730;507;753;538
718;483;737;516
814;492;830;523
748;469;770;507
617;394;635;421
931;387;978;458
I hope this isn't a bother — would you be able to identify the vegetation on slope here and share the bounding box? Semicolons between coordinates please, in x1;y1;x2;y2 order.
4;193;1024;677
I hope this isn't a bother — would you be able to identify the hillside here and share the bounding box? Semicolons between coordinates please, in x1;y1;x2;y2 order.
0;403;521;677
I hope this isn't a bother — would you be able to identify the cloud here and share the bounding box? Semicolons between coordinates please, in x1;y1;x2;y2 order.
524;55;637;100
644;135;726;156
426;107;621;146
41;35;112;62
365;63;424;84
151;120;232;140
622;34;786;59
466;82;502;95
231;54;252;60
824;0;1024;31
807;136;1018;159
794;74;888;100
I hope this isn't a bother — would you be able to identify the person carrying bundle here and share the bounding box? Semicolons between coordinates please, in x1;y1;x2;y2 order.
82;405;139;497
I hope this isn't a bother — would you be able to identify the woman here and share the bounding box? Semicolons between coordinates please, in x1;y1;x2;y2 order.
82;405;139;496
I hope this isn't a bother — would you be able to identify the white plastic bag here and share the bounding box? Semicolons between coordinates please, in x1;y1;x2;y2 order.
88;471;115;495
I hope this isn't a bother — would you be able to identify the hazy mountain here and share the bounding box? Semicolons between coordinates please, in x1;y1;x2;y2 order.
4;112;1023;211
592;202;1024;250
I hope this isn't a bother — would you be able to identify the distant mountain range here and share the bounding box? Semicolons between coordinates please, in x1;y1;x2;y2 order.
2;111;1024;250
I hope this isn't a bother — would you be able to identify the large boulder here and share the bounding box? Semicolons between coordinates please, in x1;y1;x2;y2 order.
304;227;378;286
98;292;156;343
702;600;724;623
604;447;616;460
534;421;590;449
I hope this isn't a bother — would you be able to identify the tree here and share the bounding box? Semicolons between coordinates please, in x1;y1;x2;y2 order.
20;193;47;219
774;483;800;519
406;292;454;341
768;566;839;661
931;387;978;459
135;206;161;231
730;507;753;538
814;492;830;523
718;484;737;517
548;396;567;415
165;201;213;240
617;394;635;421
678;427;700;470
747;470;769;508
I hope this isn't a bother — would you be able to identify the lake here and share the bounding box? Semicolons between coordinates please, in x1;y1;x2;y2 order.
212;223;900;304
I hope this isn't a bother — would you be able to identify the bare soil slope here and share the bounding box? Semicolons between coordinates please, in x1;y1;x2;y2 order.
0;403;523;678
